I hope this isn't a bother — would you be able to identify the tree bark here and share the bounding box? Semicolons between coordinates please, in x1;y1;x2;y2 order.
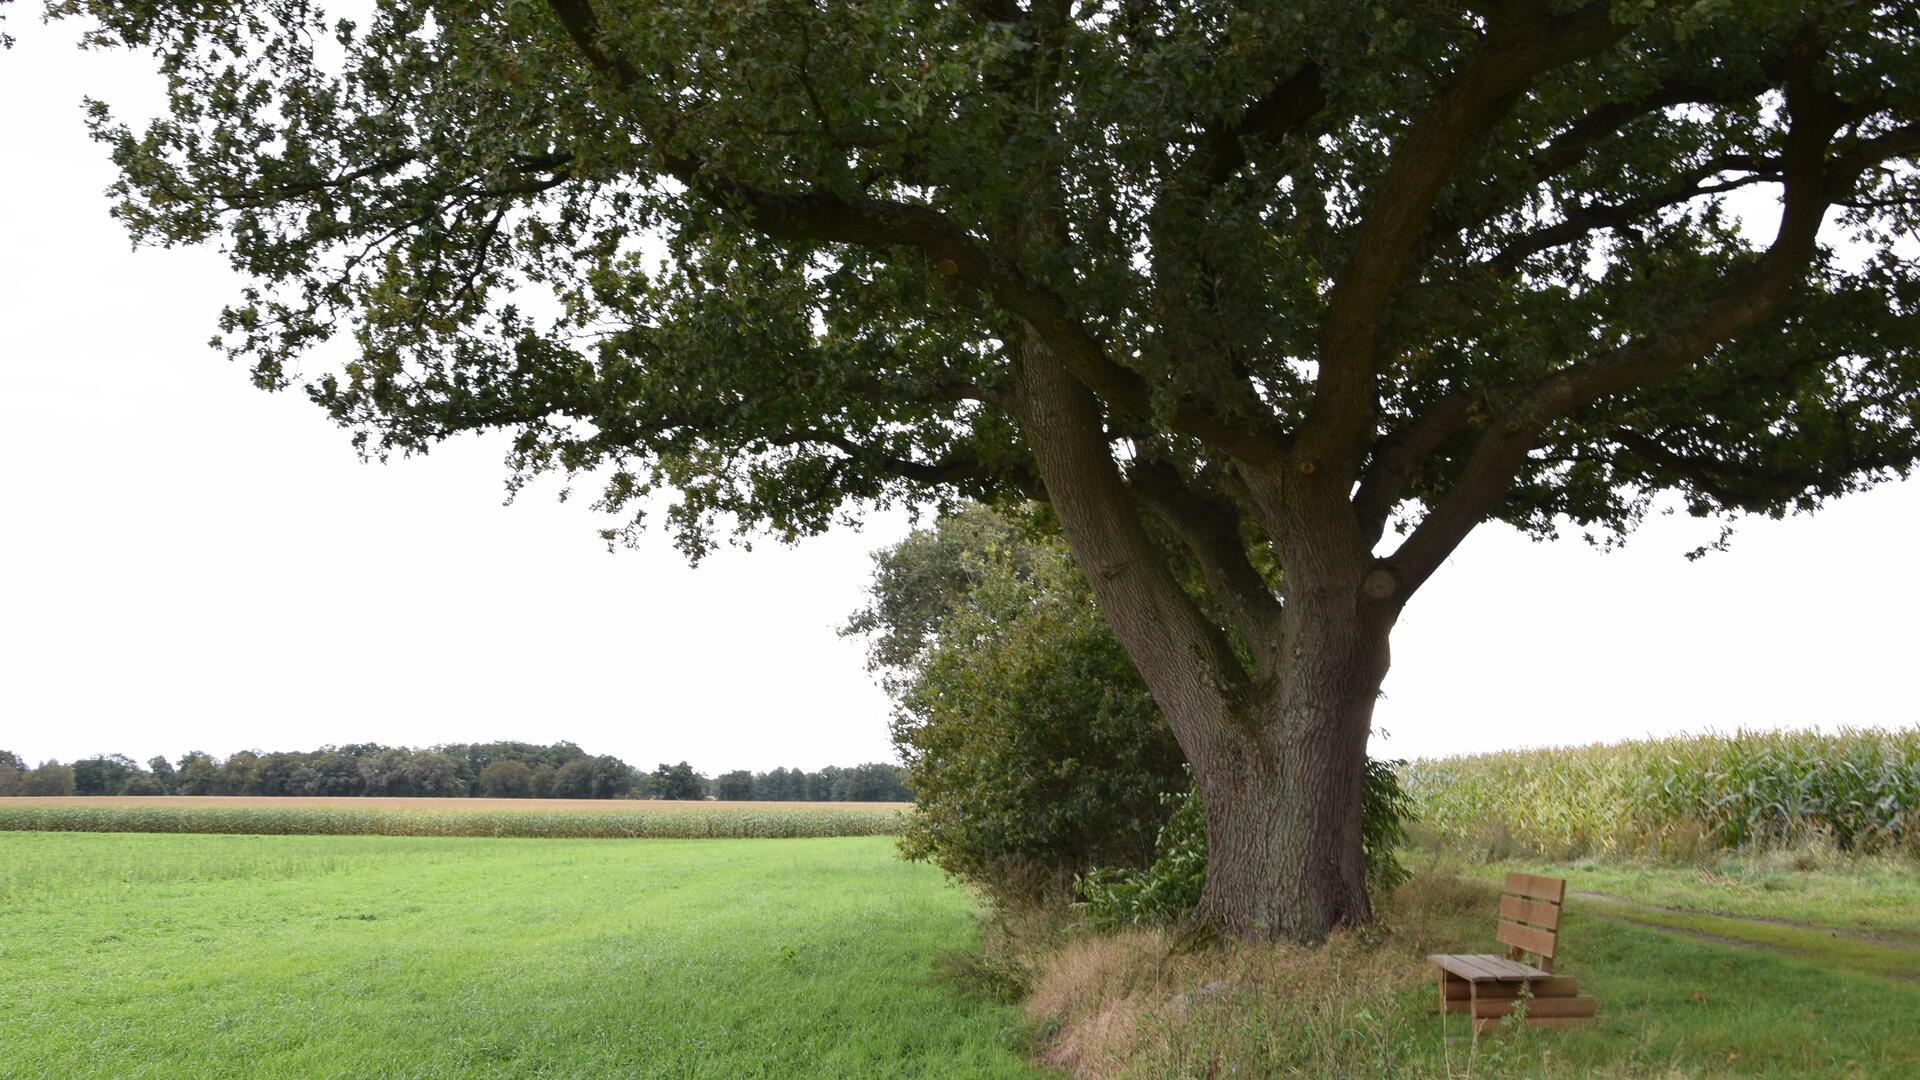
1186;614;1390;940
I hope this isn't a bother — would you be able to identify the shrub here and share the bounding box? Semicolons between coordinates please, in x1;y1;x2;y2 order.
1076;759;1413;928
859;503;1409;906
869;510;1187;894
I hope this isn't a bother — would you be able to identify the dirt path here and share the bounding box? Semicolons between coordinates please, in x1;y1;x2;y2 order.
1573;890;1920;951
1571;890;1920;983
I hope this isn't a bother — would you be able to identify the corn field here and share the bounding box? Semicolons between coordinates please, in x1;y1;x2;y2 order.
0;798;907;839
1398;728;1920;859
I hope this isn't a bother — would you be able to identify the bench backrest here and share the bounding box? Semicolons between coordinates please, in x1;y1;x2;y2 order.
1497;873;1567;973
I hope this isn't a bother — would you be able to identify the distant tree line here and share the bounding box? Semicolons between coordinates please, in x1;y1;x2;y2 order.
0;745;909;802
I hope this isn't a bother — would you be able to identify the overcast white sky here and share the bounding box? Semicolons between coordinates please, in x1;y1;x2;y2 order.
2;19;1914;774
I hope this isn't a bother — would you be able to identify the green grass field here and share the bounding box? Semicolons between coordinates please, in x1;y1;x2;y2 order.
8;823;1918;1078
0;832;1036;1080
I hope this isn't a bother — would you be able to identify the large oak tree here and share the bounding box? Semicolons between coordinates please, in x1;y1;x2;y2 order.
46;0;1920;939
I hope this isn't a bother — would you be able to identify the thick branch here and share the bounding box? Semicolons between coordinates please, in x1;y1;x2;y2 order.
1127;460;1285;659
769;427;1036;494
1014;343;1255;733
1351;392;1474;546
1191;64;1326;188
1382;46;1854;596
1298;1;1625;473
1482;156;1779;274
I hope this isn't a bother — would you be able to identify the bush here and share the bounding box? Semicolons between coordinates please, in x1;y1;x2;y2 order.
1076;759;1413;928
860;508;1187;895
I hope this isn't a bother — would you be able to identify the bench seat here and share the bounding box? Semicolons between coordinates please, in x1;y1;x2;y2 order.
1427;953;1549;982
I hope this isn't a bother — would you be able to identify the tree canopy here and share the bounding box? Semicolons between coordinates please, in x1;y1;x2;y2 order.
55;0;1920;561
48;0;1920;939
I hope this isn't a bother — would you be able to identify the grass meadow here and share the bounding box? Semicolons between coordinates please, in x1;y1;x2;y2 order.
0;832;1035;1079
0;796;907;838
8;730;1919;1079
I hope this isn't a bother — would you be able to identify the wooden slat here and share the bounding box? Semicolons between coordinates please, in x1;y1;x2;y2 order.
1432;952;1550;980
1443;976;1579;1001
1502;872;1567;903
1499;894;1563;930
1430;954;1498;980
1498;919;1558;959
1479;956;1546;979
1469;995;1598;1020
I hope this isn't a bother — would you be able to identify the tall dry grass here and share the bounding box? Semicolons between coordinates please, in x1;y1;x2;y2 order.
1018;872;1497;1079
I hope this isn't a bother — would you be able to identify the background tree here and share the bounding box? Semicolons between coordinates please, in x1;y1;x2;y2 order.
0;752;26;797
751;768;806;802
712;770;755;801
830;763;913;802
21;763;76;797
528;763;558;798
176;752;224;795
56;0;1920;938
401;751;465;796
146;756;177;795
357;748;415;796
649;762;706;802
220;752;262;795
70;754;141;796
119;773;166;795
478;759;536;797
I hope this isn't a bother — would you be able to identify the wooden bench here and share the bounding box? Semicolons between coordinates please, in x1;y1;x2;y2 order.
1428;872;1597;1033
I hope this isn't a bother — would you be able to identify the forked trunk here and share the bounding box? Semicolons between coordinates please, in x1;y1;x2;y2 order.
1011;345;1398;942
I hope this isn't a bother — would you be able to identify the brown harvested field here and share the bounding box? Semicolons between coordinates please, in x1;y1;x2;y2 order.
10;796;909;813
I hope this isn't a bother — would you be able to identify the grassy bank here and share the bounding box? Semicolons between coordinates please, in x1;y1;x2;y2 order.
1012;854;1920;1078
0;796;906;838
0;831;1033;1079
1398;728;1919;860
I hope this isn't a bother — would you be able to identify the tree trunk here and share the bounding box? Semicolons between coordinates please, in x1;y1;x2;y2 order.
1186;624;1389;940
1011;343;1399;943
